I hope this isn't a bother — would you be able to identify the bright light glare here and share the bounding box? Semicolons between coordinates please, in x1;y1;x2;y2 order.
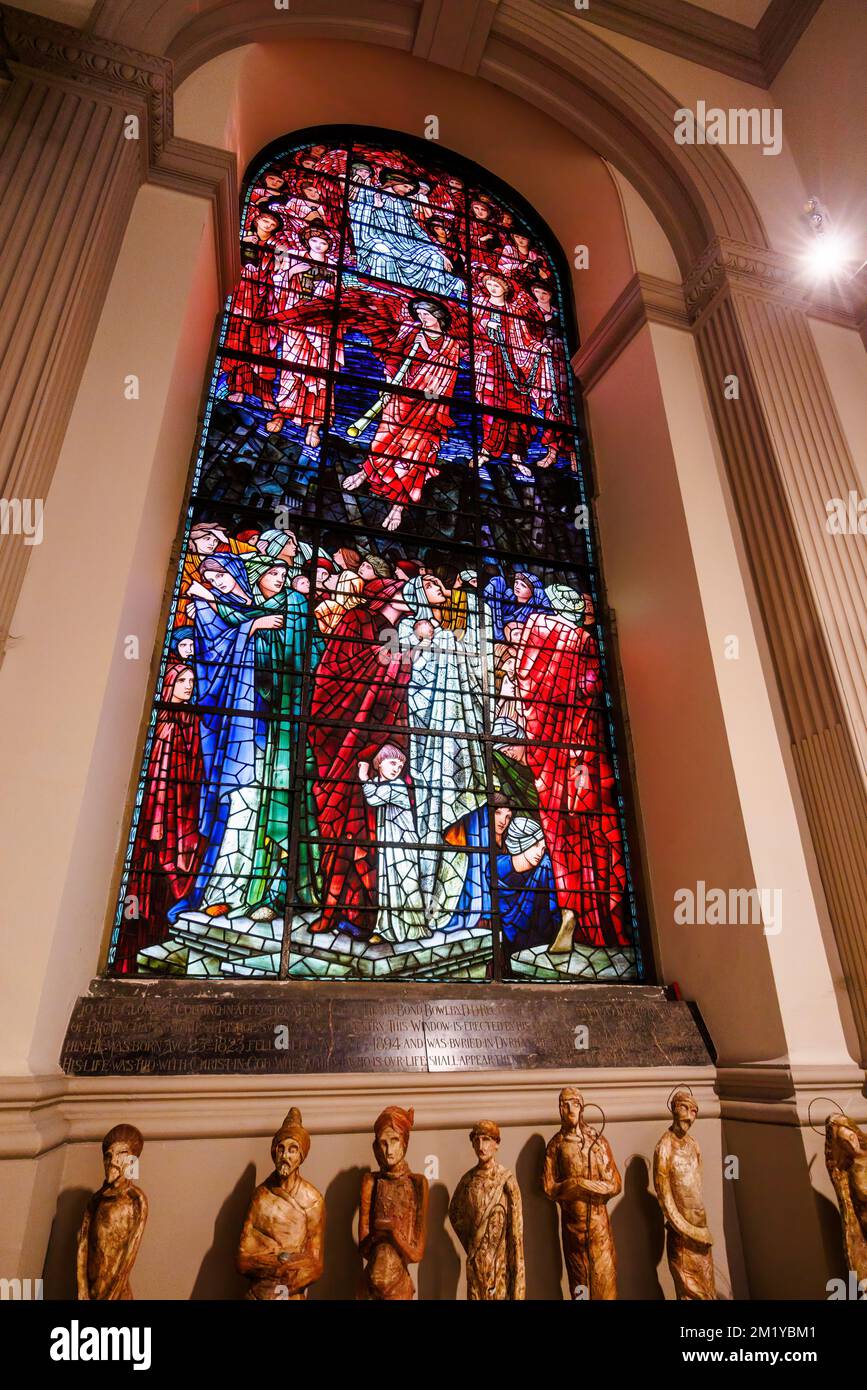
803;232;850;278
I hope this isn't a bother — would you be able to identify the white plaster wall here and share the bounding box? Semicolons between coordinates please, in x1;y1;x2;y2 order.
0;185;219;1076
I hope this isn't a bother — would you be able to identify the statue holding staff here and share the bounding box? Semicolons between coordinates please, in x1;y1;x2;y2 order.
824;1110;867;1284
542;1087;621;1300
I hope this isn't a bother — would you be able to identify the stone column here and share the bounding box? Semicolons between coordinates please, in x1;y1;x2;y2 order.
0;5;236;661
687;238;867;1059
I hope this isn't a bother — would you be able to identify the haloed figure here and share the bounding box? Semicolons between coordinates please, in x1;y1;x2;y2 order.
448;1121;525;1300
358;1107;428;1300
653;1090;716;1300
76;1125;148;1301
825;1112;867;1284
542;1087;621;1300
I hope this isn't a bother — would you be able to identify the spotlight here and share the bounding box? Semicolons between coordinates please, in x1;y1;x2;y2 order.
801;197;851;279
805;231;850;278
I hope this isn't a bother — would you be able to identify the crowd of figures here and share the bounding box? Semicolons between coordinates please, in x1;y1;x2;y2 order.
117;520;629;974
110;137;637;980
221;139;574;532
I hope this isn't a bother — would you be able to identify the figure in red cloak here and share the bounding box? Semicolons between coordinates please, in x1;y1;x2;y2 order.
341;290;468;531
118;662;204;972
223;208;284;403
468;195;503;270
244;170;288;231
266;226;340;443
513;595;629;949
306;580;413;936
472;270;538;472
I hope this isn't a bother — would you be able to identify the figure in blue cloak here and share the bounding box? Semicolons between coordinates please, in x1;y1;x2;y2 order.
483;572;554;641
496;815;560;958
167;551;321;925
348;166;465;300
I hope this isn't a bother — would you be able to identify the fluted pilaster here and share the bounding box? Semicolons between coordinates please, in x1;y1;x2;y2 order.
0;5;236;658
688;240;867;1056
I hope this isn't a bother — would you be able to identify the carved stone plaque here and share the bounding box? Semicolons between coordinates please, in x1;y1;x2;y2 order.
61;982;713;1075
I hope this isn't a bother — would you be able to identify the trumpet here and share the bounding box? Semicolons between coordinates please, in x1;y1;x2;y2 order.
346;395;386;438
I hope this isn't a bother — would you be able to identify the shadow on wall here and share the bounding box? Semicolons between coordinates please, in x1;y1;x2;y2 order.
419;1180;461;1301
611;1155;665;1299
721;1149;743;1299
191;1163;253;1299
809;1156;848;1288
721;1120;842;1300
311;1165;365;1300
42;1187;91;1299
517;1133;563;1299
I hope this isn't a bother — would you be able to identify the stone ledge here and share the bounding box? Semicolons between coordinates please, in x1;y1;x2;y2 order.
59;979;713;1078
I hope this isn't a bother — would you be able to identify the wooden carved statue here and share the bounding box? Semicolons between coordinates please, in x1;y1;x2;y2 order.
76;1124;148;1300
542;1087;621;1300
653;1089;716;1300
825;1113;867;1284
237;1107;325;1300
358;1105;428;1300
448;1120;525;1300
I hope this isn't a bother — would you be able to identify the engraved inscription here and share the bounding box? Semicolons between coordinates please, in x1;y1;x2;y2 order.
60;987;712;1075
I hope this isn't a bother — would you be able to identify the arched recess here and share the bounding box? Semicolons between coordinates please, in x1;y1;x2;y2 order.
88;0;770;273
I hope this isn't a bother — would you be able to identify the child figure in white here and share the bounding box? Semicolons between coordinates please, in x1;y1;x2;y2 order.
359;744;431;944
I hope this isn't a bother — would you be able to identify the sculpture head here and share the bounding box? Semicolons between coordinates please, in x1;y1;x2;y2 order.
101;1124;143;1187
470;1120;501;1165
373;1106;414;1172
826;1113;866;1166
270;1107;310;1181
670;1089;699;1136
559;1087;584;1132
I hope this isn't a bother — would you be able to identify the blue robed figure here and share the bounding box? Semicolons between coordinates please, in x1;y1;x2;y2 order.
496;815;560;956
349;167;465;299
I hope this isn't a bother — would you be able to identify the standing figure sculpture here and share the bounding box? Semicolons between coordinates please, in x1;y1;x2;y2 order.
825;1112;867;1284
448;1120;525;1300
542;1088;621;1300
76;1125;148;1300
237;1108;325;1300
358;1106;428;1300
653;1089;716;1300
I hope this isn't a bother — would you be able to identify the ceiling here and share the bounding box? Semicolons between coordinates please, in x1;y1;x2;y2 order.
689;0;769;25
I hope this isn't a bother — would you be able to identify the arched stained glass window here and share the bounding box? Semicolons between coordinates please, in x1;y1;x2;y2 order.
108;127;645;985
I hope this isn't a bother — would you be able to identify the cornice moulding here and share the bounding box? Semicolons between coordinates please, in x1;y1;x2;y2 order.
571;272;689;390
683;236;863;330
539;0;824;89
716;1062;867;1126
571;242;862;393
150;135;241;294
2;1062;863;1157
0;2;172;158
0;6;240;294
0;1066;719;1157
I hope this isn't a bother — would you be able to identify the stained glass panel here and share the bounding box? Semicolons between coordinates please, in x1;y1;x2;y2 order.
108;128;644;985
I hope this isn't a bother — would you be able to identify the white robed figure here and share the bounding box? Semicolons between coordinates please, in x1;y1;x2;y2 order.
397;573;488;926
348;167;465;299
359;746;430;942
